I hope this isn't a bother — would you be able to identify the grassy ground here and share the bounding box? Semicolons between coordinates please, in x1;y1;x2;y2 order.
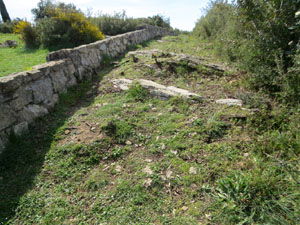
0;35;299;224
0;33;49;77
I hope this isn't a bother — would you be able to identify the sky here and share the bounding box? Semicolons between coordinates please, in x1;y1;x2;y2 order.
4;0;210;31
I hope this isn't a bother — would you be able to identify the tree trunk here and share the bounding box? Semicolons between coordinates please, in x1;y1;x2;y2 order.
0;0;11;22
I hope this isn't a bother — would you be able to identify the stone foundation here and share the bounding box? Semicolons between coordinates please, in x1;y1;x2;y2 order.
0;25;173;153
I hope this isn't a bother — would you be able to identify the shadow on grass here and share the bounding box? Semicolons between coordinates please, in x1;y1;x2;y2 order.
0;39;156;223
0;66;112;224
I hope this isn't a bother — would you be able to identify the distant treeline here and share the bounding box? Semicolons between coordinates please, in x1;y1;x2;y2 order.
0;0;176;48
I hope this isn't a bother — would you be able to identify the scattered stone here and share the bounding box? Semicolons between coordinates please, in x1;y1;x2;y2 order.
143;178;153;188
161;143;166;150
144;158;153;163
170;150;178;155
182;206;189;211
125;140;132;145
65;129;71;135
189;167;198;175
143;165;153;175
216;99;243;106
166;170;174;179
115;165;122;173
0;40;18;48
90;127;96;132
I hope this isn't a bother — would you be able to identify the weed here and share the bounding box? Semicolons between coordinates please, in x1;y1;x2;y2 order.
127;83;150;102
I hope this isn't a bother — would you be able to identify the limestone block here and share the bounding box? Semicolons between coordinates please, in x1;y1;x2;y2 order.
43;93;59;110
19;104;48;123
13;122;28;136
0;103;16;131
111;79;201;100
31;77;53;103
49;70;68;93
216;99;243;106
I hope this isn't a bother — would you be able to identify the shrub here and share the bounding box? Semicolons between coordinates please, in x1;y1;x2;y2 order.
38;8;104;47
0;21;15;33
89;11;171;36
14;21;39;48
193;0;300;104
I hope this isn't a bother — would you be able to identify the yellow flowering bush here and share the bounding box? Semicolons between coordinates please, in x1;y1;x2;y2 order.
14;21;32;34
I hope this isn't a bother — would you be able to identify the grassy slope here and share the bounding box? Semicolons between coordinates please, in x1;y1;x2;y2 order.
0;35;299;224
0;33;49;77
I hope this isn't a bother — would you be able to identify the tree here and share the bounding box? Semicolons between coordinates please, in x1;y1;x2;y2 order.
0;0;11;22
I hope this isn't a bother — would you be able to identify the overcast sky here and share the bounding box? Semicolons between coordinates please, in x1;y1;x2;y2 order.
4;0;209;31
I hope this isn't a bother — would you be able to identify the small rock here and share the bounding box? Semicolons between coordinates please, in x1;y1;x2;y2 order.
115;165;122;172
161;143;166;150
125;140;132;145
189;167;197;175
143;178;153;188
148;104;153;107
216;99;243;106
91;127;96;131
143;165;153;175
244;153;250;157
182;206;189;211
65;129;71;135
144;158;153;163
166;170;174;179
170;150;178;155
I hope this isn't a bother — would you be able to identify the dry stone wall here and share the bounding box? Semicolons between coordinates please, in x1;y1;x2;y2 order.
0;25;172;153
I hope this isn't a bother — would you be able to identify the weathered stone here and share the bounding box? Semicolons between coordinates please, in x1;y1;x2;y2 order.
216;99;243;106
13;122;28;136
111;78;133;90
49;70;68;93
27;69;44;81
10;85;33;111
43;94;59;109
112;79;201;100
0;103;16;131
0;40;18;48
31;77;53;103
19;104;48;123
100;43;107;51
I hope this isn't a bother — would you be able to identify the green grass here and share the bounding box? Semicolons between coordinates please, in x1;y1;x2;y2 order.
0;35;299;224
0;33;49;77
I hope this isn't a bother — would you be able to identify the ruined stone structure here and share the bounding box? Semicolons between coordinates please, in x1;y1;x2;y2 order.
0;25;172;153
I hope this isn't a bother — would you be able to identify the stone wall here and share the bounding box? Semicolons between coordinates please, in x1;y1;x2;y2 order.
0;25;172;153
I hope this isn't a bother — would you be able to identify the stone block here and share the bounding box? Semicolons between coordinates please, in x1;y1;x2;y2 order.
19;104;48;123
13;122;28;136
0;103;16;131
31;77;53;103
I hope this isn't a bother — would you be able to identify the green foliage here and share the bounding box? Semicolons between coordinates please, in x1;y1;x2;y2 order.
17;0;104;49
127;83;150;102
193;0;300;104
89;11;171;35
213;171;300;224
0;20;18;33
102;119;134;144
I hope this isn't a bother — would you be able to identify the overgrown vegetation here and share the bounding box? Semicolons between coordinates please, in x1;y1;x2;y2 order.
89;10;172;36
193;0;300;104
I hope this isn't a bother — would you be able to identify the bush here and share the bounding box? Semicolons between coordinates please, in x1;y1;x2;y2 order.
16;0;104;49
0;21;14;33
193;0;300;104
89;11;171;35
37;8;104;47
14;21;39;48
